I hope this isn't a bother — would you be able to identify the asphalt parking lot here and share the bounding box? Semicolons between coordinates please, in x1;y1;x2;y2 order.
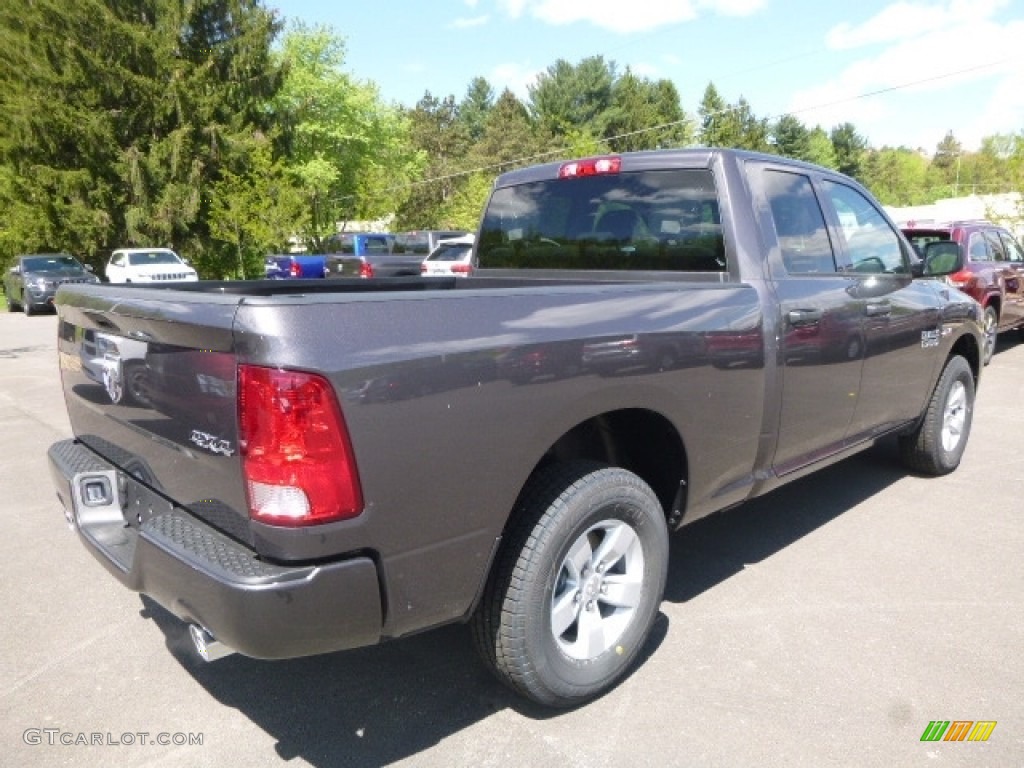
1;311;1021;767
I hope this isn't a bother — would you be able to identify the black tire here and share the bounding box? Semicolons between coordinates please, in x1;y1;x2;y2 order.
980;305;997;366
22;291;35;316
472;461;669;708
5;290;19;312
899;355;974;475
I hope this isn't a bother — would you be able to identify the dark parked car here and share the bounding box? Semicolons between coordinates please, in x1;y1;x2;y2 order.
4;253;100;315
902;220;1024;364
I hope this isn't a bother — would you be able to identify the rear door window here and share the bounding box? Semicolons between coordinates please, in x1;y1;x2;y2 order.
762;170;836;274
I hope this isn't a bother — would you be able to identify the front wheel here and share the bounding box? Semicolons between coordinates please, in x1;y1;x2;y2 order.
981;305;997;366
472;461;669;708
898;355;975;475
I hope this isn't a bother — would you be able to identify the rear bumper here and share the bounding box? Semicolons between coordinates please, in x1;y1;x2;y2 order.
48;439;383;659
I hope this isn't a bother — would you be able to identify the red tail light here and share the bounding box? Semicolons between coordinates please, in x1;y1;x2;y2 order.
289;260;301;277
358;260;374;278
238;365;363;526
947;269;973;289
420;262;428;274
451;263;472;275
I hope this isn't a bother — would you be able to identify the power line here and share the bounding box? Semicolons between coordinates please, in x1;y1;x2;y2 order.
333;56;1019;207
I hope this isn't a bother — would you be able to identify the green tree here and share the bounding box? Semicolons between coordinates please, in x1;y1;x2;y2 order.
468;89;548;174
859;147;929;206
528;56;617;139
208;132;306;278
697;82;728;147
394;93;471;229
805;127;839;169
698;85;767;150
830;122;868;179
459;77;495;142
772;115;811;160
0;0;284;268
606;69;691;152
273;23;418;249
121;0;283;257
436;172;493;230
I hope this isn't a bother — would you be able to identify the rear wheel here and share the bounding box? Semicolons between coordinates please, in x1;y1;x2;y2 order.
472;461;669;708
899;355;974;475
5;289;19;312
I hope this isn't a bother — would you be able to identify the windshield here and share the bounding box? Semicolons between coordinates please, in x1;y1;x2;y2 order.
478;169;726;272
128;251;182;266
23;255;82;272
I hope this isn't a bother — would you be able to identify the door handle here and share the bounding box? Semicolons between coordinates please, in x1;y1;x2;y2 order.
787;309;823;326
865;302;891;317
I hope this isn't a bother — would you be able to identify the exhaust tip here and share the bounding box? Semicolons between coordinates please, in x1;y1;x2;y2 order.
188;624;235;662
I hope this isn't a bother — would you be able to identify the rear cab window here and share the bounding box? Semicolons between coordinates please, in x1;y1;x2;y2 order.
477;169;726;272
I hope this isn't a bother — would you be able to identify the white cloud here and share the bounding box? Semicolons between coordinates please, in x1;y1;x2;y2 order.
826;0;1008;49
788;12;1024;150
452;15;489;29
495;0;764;34
489;61;544;100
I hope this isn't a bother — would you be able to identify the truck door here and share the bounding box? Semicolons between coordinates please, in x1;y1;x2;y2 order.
759;168;864;474
819;179;943;441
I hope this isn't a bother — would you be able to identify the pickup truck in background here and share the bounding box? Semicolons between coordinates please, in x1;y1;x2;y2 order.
48;148;982;709
324;232;422;278
263;253;328;279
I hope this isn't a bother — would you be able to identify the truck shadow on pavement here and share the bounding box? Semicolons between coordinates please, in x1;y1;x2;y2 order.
142;440;908;768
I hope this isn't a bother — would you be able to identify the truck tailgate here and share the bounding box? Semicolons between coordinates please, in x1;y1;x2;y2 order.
54;287;254;544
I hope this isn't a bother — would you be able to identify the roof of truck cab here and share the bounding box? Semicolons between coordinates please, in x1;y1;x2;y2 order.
492;147;839;188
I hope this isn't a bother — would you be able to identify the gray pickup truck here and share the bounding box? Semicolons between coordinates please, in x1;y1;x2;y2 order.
48;149;982;708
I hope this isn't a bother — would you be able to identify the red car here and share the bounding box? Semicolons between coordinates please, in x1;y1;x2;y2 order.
902;220;1024;364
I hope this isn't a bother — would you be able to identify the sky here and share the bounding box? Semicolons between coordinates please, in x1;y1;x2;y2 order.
266;0;1024;153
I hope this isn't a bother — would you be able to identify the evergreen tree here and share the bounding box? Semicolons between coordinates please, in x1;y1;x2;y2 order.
830;122;868;180
395;92;472;229
528;56;617;139
606;69;692;152
469;89;547;174
459;77;495;142
0;0;284;268
772;115;811;160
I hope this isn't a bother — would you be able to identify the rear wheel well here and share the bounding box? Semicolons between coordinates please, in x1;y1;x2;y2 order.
525;409;687;527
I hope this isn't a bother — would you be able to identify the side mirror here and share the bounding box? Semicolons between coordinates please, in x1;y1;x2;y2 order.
84;264;94;272
921;241;964;278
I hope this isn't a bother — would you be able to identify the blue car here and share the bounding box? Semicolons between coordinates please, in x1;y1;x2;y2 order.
263;254;328;279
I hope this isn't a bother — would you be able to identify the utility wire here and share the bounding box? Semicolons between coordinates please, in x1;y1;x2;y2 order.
332;56;1018;206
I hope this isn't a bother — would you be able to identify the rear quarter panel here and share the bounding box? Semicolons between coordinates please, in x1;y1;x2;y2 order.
233;281;767;636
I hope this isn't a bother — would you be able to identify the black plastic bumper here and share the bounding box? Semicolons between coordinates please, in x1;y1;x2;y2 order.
48;439;383;659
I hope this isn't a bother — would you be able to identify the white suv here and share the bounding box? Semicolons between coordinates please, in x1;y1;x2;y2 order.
106;248;198;283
